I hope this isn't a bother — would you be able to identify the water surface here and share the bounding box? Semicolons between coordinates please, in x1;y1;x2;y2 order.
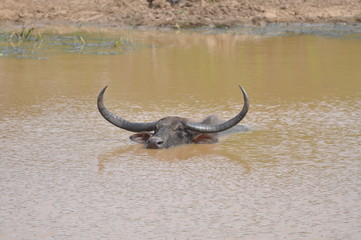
1;29;361;239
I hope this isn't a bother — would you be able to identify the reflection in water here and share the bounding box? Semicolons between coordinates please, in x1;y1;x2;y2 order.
0;29;361;240
97;141;252;174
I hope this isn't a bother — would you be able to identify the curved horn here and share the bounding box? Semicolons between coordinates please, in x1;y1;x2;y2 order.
185;86;249;133
97;86;157;132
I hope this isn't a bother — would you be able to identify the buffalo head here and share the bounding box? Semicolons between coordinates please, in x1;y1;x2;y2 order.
97;86;249;149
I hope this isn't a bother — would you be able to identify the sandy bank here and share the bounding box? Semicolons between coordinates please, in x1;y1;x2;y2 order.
1;0;361;30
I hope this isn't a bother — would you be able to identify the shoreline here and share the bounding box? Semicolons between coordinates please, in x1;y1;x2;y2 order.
2;21;361;39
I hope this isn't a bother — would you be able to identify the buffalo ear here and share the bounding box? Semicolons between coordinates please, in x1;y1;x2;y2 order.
129;132;153;143
191;134;218;144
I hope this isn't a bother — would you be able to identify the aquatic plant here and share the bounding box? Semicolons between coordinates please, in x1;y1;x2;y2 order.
9;24;42;42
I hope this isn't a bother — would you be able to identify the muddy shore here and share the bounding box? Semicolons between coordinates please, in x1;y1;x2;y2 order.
1;0;361;30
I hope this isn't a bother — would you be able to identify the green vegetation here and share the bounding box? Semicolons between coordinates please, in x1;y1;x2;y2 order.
0;27;139;59
9;24;42;42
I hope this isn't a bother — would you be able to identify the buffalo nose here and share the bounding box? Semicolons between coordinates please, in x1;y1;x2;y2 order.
146;137;164;149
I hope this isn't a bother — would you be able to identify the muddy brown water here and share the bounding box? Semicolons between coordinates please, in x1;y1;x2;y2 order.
1;29;361;239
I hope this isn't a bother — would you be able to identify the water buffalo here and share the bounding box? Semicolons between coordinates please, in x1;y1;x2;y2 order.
97;86;249;149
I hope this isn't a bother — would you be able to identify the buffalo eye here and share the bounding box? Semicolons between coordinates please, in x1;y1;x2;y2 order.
176;129;187;138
